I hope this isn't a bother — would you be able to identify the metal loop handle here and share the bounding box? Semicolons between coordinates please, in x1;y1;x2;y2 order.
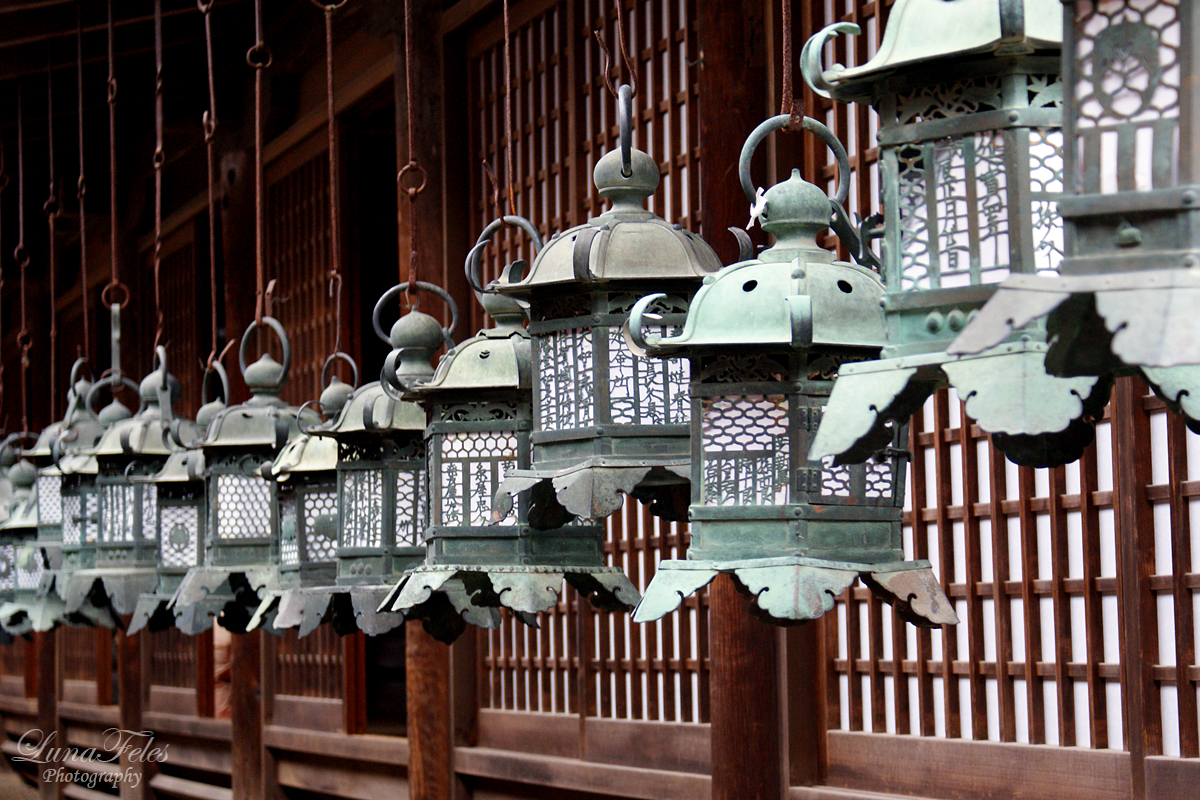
69;357;93;388
378;359;408;403
85;372;139;419
738;115;850;209
153;345;176;427
295;399;324;436
246;43;273;70
627;293;667;353
800;22;861;101
321;351;359;390
238;315;292;388
372;282;460;349
101;281;130;309
618;83;633;178
465;215;543;294
397;161;427;199
201;359;230;408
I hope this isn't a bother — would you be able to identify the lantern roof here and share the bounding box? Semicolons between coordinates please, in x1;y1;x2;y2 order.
413;326;531;395
91;371;194;460
803;0;1062;103
0;484;38;534
198;363;316;451
323;381;426;437
141;449;205;484
24;377;105;465
493;146;719;293
270;433;338;481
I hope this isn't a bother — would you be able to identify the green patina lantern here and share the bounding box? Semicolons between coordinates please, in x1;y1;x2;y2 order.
62;348;196;618
378;271;639;644
799;0;1112;469
0;458;49;634
249;355;420;638
167;318;317;634
489;84;720;525
628;118;956;627
127;363;229;634
949;0;1200;442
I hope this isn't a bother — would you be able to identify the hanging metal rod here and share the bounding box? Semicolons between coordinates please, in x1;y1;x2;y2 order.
0;2;229;52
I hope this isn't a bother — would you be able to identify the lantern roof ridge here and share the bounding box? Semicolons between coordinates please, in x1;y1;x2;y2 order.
802;0;1062;102
138;449;205;484
91;371;195;460
270;432;338;480
323;381;426;437
411;327;531;394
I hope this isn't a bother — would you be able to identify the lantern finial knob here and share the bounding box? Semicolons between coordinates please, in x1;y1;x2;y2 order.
244;353;286;395
593;147;659;213
8;459;35;488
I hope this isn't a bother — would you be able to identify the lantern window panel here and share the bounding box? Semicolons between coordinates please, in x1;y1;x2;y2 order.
62;495;82;545
340;469;385;551
1030;128;1066;273
100;484;138;543
213;474;273;539
141;485;157;540
160;505;200;569
537;328;595;431
439;432;519;527
37;475;62;524
608;328;690;426
0;544;15;592
395;468;425;548
700;394;790;506
15;548;42;591
302;489;338;562
893;75;1004;126
279;495;299;566
80;491;99;544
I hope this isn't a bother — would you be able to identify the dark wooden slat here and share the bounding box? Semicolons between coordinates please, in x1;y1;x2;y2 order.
1164;411;1198;758
1048;466;1076;746
1016;463;1045;744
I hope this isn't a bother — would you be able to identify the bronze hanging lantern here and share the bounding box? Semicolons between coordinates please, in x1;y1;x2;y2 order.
0;458;49;634
489;84;720;525
378;267;639;644
167;319;317;635
62;348;196;618
949;0;1200;443
798;0;1111;469
629;118;956;627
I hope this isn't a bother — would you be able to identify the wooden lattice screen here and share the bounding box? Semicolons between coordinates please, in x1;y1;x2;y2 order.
0;637;25;679
275;626;345;699
149;626;199;690
469;0;709;723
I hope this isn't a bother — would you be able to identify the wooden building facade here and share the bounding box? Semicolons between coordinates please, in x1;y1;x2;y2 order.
0;1;1195;800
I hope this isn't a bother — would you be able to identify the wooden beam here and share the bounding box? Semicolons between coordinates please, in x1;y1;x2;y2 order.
407;623;451;800
36;630;61;800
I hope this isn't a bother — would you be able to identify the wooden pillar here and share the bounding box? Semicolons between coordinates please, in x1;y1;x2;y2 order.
116;623;144;800
34;630;60;800
407;624;452;800
229;630;263;800
709;575;785;800
696;3;779;799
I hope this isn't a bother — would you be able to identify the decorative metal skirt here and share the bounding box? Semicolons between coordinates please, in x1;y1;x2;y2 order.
165;565;282;635
247;584;404;638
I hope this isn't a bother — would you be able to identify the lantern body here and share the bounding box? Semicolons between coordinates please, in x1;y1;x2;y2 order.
169;321;315;634
273;434;339;588
490;139;719;525
381;309;638;644
629;123;957;627
0;461;44;634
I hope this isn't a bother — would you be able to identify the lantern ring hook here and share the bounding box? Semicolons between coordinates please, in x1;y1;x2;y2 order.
618;83;634;178
12;243;28;269
321;351;359;391
465;215;543;294
196;0;214;12
310;0;348;10
14;329;33;351
101;281;130;309
239;315;292;389
799;22;861;101
84;372;140;419
627;292;667;354
372;282;459;350
246;43;273;70
201;359;230;409
738;115;850;209
397;161;427;199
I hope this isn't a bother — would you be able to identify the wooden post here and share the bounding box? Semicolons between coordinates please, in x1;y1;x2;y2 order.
407;624;452;800
229;630;263;800
116;623;144;800
35;631;60;800
709;575;785;800
696;3;779;798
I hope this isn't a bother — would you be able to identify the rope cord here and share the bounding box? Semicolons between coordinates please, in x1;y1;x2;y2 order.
15;88;31;434
45;66;58;413
76;3;89;361
152;0;164;349
247;0;271;324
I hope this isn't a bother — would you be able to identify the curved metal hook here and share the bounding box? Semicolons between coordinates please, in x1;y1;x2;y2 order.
154;345;176;428
238;316;292;389
372;282;460;351
627;293;667;353
69;357;94;388
739;115;850;208
618;83;633;178
201;360;231;409
294;399;327;437
378;358;412;404
84;373;140;420
321;351;359;390
728;227;754;262
800;22;861;101
465;215;543;294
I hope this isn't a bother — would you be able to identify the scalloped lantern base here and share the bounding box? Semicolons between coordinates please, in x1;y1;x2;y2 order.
380;565;641;644
632;556;958;627
495;462;691;527
62;568;159;618
247;585;405;638
166;566;282;635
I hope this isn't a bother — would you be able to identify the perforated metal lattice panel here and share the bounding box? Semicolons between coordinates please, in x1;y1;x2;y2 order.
538;329;594;431
160;505;200;569
62;494;82;545
142;485;158;540
821;460;855;498
37;475;62;524
608;328;689;426
214;474;273;539
82;491;99;544
700;395;790;506
340;470;384;550
302;490;338;562
280;495;299;565
0;544;15;592
15;547;42;591
395;468;425;548
439;432;519;527
101;484;137;543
